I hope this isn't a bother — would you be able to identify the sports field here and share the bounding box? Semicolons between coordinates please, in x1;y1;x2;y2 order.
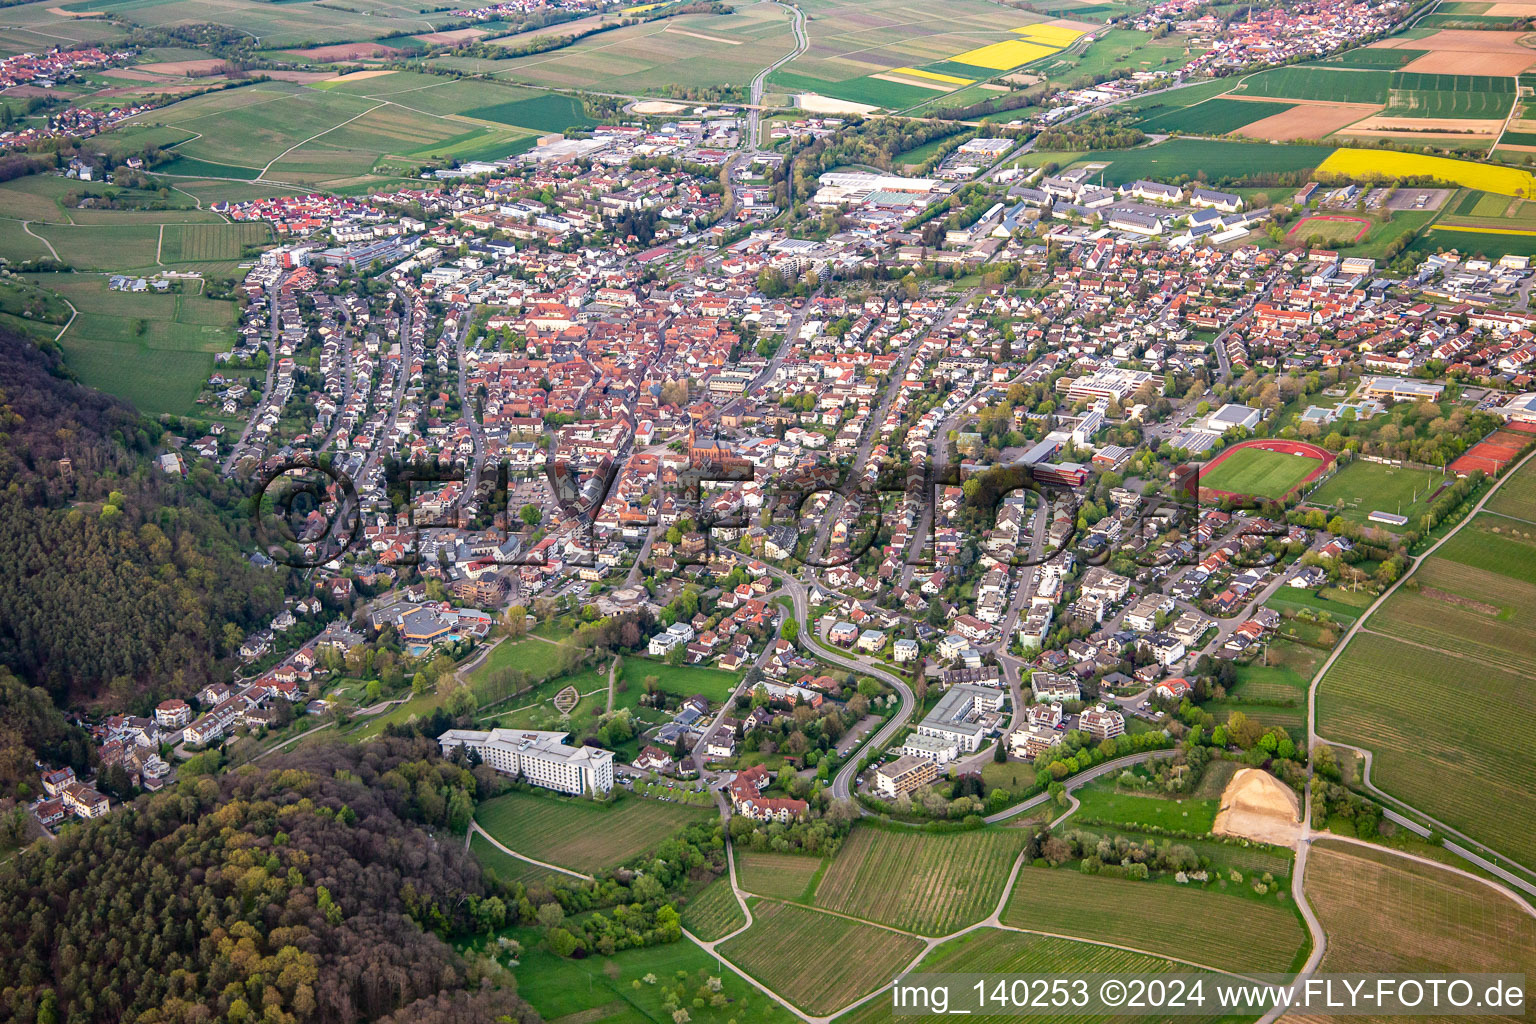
1306;842;1536;976
718;900;925;1015
812;825;1029;935
1199;442;1330;500
1317;508;1536;868
1284;214;1372;244
1305;459;1447;531
474;790;713;873
1002;868;1309;975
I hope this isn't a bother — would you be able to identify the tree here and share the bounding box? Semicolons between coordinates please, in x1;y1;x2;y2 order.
519;504;542;527
993;739;1007;763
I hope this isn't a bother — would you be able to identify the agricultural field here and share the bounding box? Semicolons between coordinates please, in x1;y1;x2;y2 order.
1002;868;1309;975
1317;615;1536;870
1319;147;1536;197
1027;28;1191;88
1199;446;1325;499
830;929;1239;1024
55;0;440;48
1307;47;1428;69
488;5;795;94
1234;66;1393;104
1133;97;1295;135
468;833;563;889
1067;781;1220;832
717;900;924;1015
1305;460;1449;531
811;825;1028;935
1305;842;1536;976
159;222;272;262
1436;190;1536;232
474;789;713;874
1381;71;1516;119
510;931;795;1024
679;876;747;940
31;274;239;415
736;851;826;901
1090;139;1336;184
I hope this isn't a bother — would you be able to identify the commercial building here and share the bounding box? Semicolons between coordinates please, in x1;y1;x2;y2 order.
439;728;615;795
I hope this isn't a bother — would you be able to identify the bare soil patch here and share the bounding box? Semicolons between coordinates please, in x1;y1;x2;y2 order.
262;70;339;83
326;69;399;82
1420;586;1502;616
416;27;486;43
1212;767;1301;847
287;42;404;60
136;58;225;75
794;93;878;115
632;99;687;114
47;5;101;14
979;82;1010;91
1402;49;1536;74
662;25;741;43
1344;115;1503;135
870;72;951;91
1236;101;1381;141
1044;16;1100;32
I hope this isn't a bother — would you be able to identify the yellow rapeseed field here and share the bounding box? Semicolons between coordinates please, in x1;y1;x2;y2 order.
1012;24;1085;46
949;38;1058;70
1317;148;1536;198
890;67;973;85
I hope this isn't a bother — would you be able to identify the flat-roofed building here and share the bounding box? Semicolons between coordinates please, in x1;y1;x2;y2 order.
875;754;940;798
439;728;614;795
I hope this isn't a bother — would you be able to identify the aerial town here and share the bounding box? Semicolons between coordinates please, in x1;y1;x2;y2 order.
1;0;1534;1017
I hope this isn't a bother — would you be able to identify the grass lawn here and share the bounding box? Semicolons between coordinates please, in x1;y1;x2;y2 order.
736;851;826;901
1230;638;1320;703
1264;586;1372;624
1068;781;1220;832
468;635;574;690
1306;459;1447;531
1199;446;1323;499
618;657;741;702
475;788;713;874
1002;867;1309;975
508;929;796;1024
679;875;747;940
811;824;1029;935
718;900;925;1015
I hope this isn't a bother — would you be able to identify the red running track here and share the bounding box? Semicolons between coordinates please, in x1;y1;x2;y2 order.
1198;438;1336;501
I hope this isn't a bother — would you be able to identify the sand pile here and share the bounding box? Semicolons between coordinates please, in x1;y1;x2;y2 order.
1212;767;1302;847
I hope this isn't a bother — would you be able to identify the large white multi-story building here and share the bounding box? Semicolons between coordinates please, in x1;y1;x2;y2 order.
439;728;615;795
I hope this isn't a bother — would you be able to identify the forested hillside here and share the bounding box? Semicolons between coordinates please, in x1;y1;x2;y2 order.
0;737;539;1024
0;329;283;705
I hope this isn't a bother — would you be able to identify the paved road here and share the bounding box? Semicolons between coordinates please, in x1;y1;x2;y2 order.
982;748;1178;823
223;290;279;474
746;0;807;151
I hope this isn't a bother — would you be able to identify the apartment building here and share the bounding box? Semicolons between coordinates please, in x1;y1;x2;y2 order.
1079;704;1126;741
875;754;940;798
439;728;615;795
